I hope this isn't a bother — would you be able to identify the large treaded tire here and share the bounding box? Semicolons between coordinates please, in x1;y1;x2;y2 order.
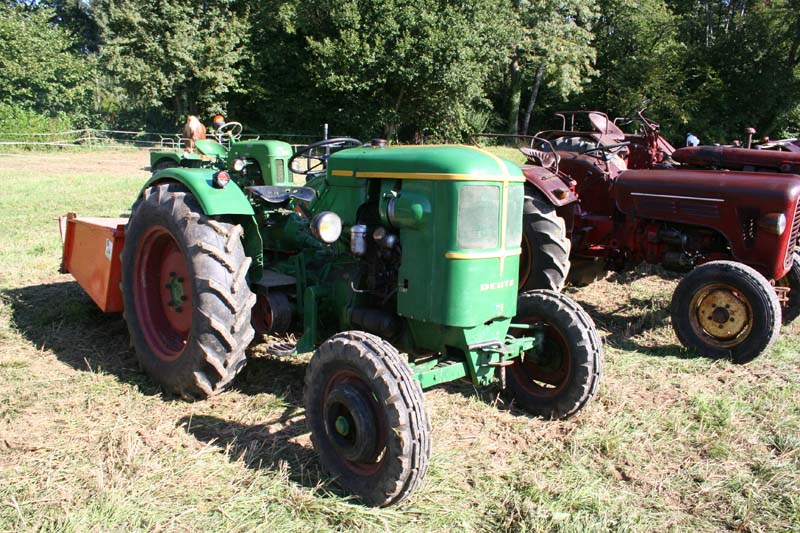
777;253;800;324
121;182;256;399
670;261;781;364
304;331;431;507
519;188;571;292
506;290;603;420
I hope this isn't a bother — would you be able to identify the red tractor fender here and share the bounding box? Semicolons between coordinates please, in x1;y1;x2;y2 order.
613;169;800;280
673;145;800;174
520;164;578;207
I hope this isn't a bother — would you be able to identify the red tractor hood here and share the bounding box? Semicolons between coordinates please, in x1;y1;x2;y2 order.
614;169;800;280
673;145;800;174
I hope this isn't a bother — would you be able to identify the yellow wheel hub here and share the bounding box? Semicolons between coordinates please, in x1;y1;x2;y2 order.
693;285;751;341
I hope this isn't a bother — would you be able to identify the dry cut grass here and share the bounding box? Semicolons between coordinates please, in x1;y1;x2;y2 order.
0;150;798;532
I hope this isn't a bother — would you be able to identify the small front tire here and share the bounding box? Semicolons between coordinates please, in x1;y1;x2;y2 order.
505;290;603;420
670;261;781;364
304;331;431;507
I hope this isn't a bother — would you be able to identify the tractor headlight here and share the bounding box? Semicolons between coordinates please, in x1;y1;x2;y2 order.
232;158;246;172
310;211;342;243
759;213;787;236
213;170;231;188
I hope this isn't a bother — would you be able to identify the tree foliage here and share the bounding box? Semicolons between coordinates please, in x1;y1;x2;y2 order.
0;4;96;120
93;0;251;130
4;0;800;142
249;0;517;140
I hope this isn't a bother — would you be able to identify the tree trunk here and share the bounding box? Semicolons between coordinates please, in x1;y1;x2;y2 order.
507;48;521;135
521;63;546;136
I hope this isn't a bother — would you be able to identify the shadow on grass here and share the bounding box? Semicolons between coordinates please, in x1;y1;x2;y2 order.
177;408;329;494
0;280;160;392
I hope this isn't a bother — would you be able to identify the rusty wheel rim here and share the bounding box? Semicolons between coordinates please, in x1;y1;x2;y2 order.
509;317;572;397
322;369;387;476
519;232;533;289
688;283;753;348
133;226;192;361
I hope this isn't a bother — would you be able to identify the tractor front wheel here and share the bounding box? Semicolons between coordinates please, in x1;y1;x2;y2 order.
670;261;781;364
506;290;603;420
121;183;256;399
776;253;800;324
519;188;571;292
304;331;431;507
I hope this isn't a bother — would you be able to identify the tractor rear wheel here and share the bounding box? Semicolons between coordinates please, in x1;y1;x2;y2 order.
670;261;781;364
519;188;571;292
505;290;603;420
304;331;431;507
776;253;800;324
121;182;256;399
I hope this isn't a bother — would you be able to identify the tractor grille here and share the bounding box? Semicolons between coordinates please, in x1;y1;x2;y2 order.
275;159;285;182
786;198;800;269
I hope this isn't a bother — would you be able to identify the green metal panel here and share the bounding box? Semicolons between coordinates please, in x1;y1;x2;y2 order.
328;145;523;178
143;168;254;216
195;139;228;159
228;140;294;186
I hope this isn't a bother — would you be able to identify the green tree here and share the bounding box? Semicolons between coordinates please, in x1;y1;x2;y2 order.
93;0;251;130
248;0;517;141
507;0;598;135
0;4;96;120
576;0;687;142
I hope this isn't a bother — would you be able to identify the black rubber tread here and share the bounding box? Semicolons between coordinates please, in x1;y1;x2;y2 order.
304;331;431;507
670;260;781;364
121;182;256;399
506;290;603;420
777;253;800;324
519;187;571;292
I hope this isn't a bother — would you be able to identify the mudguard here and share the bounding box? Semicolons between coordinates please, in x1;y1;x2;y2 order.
614;169;800;280
520;165;578;207
142;168;254;216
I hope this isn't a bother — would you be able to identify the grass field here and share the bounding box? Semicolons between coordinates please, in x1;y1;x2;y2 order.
0;150;798;532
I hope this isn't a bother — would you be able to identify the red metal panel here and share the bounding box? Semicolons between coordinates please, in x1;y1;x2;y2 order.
613;169;800;280
59;214;128;312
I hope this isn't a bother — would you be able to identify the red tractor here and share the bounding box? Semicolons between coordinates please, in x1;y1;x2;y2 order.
501;107;800;364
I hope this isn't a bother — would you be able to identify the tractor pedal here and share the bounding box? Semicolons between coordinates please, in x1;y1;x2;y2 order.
487;360;514;367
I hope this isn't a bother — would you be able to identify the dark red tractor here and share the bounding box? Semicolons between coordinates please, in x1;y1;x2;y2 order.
501;107;800;364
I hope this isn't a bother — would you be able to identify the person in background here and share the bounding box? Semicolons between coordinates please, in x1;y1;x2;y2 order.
686;132;700;147
212;114;225;131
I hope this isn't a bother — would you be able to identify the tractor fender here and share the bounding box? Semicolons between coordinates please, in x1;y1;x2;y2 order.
520;165;578;207
141;168;255;216
614;168;800;280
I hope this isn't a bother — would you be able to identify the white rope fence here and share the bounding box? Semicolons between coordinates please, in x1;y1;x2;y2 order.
0;128;325;149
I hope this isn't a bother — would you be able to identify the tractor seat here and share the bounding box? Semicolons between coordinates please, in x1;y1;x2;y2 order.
246;185;316;204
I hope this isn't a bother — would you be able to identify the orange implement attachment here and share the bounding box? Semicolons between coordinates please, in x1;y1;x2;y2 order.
59;213;128;312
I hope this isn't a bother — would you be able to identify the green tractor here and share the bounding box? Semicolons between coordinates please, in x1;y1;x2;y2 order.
65;137;604;506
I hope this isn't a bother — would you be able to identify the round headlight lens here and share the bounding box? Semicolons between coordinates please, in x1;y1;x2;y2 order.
213;170;231;188
311;211;342;243
232;158;246;172
759;212;787;236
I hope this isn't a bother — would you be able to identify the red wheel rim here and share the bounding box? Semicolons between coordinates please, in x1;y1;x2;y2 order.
322;369;388;476
133;226;192;361
519;232;533;289
509;318;572;398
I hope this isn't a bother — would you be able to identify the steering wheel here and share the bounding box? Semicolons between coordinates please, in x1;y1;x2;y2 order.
580;141;631;156
289;137;363;176
215;121;243;142
616;99;652;127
